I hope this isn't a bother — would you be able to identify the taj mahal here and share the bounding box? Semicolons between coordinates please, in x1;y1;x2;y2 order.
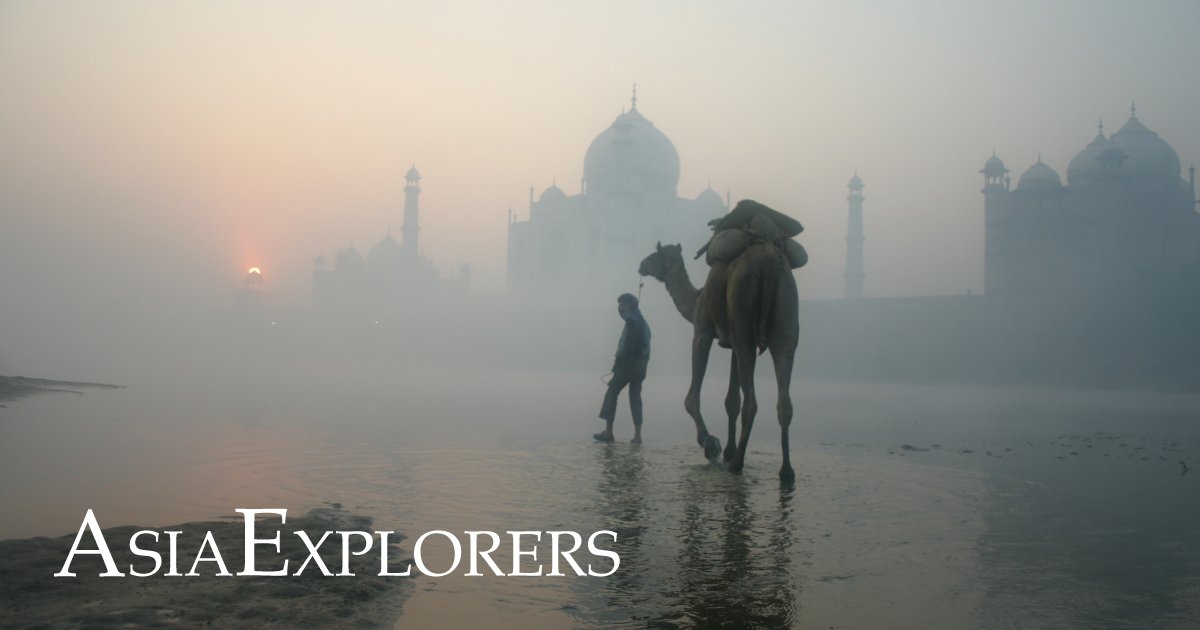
506;89;727;301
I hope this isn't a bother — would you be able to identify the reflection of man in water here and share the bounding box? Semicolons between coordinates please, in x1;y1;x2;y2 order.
594;293;651;444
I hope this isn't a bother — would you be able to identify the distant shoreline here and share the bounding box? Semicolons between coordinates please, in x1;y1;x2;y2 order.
0;375;122;406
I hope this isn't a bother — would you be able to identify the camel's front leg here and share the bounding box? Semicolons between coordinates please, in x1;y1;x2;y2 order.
771;346;796;483
723;351;741;463
685;332;721;459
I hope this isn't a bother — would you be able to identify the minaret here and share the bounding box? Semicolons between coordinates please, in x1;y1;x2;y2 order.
1189;163;1196;211
402;165;421;255
981;151;1009;294
844;173;866;299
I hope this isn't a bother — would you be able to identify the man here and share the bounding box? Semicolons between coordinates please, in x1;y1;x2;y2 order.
594;293;651;444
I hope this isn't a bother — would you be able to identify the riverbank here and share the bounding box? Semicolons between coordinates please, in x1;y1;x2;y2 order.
0;375;121;407
0;507;411;629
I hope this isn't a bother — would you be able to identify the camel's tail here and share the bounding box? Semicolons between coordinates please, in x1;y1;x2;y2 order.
754;248;784;354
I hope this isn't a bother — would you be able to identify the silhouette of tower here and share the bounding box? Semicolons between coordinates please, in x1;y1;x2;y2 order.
1190;163;1196;209
402;165;421;256
844;173;866;299
980;152;1009;294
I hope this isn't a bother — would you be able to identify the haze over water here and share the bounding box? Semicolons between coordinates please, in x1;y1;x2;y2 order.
5;2;1200;376
4;360;1200;627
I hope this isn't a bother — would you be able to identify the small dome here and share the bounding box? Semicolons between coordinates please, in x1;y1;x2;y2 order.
583;104;680;197
406;165;421;181
848;173;864;189
696;187;724;207
368;232;402;268
1017;158;1062;190
335;246;365;273
981;153;1008;176
538;184;567;204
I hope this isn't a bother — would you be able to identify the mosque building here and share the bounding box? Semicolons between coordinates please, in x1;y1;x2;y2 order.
506;89;728;300
809;104;1200;385
311;166;467;321
981;104;1200;300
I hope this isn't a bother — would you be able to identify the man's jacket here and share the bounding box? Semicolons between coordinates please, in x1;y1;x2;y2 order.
614;309;651;376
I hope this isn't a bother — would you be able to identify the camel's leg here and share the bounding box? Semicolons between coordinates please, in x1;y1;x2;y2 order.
685;332;721;459
771;346;796;482
727;343;758;474
723;351;741;463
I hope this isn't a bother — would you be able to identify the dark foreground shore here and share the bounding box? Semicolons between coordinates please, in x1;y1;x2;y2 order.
0;375;121;407
0;508;411;629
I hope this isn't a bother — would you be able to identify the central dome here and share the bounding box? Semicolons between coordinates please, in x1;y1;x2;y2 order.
368;232;402;271
1109;115;1180;176
583;105;680;196
1068;111;1181;182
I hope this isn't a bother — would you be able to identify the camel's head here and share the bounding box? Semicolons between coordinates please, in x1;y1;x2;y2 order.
639;241;681;281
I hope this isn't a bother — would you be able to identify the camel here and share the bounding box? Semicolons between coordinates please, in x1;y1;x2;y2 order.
639;241;800;481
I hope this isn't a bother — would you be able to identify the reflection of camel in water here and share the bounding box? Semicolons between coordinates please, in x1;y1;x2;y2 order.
639;241;800;481
579;446;800;626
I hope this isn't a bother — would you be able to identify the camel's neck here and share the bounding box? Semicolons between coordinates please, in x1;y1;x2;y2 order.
662;254;700;323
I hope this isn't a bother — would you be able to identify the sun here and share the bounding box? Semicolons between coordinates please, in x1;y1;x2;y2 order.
248;267;262;275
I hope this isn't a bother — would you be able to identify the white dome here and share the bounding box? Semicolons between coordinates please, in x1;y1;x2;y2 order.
1067;131;1110;182
368;232;402;271
335;247;365;273
696;186;724;208
1109;115;1181;176
1068;113;1180;182
539;184;567;204
981;153;1008;175
1017;158;1063;190
583;105;680;196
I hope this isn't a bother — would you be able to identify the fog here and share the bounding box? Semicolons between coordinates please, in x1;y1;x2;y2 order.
5;7;1200;625
4;1;1200;381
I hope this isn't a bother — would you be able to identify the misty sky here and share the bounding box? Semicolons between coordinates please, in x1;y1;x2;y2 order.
2;1;1199;325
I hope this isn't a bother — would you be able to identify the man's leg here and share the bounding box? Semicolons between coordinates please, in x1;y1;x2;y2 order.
595;374;630;442
628;377;644;444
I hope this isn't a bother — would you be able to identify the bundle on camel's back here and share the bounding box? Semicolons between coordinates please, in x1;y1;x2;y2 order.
697;199;806;352
638;199;806;481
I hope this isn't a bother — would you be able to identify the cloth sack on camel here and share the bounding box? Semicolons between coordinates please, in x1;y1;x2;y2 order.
707;199;804;237
698;199;807;269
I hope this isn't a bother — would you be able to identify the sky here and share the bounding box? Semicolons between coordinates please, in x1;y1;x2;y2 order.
2;0;1199;324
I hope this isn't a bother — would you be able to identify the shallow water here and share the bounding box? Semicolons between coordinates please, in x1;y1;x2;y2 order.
3;365;1199;628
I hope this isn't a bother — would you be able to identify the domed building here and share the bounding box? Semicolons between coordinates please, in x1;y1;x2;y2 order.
982;105;1199;299
312;166;463;321
506;90;727;299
